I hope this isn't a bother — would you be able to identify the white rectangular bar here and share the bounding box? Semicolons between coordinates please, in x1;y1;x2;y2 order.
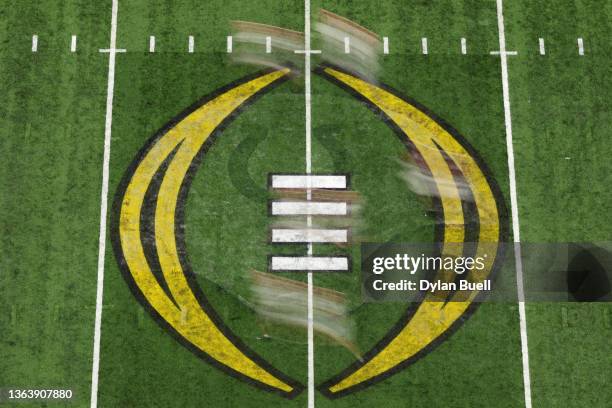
538;38;545;55
383;36;389;54
421;37;428;54
188;35;194;53
226;35;233;53
294;49;321;54
272;229;347;243
490;50;518;55
577;38;584;56
270;256;348;271
98;48;126;53
344;37;350;53
32;35;38;52
461;37;467;55
149;36;156;53
71;35;77;52
272;201;347;216
271;174;347;189
266;36;272;53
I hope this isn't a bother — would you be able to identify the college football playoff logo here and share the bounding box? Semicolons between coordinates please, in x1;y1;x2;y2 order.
111;65;506;399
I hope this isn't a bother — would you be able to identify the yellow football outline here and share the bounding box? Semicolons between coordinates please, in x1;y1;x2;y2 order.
318;67;504;397
112;65;506;400
114;68;301;397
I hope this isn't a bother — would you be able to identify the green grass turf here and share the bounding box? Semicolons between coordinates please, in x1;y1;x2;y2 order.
0;0;610;407
0;1;110;407
96;1;525;407
504;1;612;407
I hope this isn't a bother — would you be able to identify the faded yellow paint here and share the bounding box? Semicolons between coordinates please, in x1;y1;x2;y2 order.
118;69;294;393
324;68;501;394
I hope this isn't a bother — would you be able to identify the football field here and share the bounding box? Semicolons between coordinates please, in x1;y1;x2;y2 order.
1;0;611;407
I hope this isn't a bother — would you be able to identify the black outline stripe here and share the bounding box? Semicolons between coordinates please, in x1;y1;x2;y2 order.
139;141;183;308
433;141;481;305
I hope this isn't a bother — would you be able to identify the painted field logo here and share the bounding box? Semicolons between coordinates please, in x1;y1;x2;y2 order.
111;65;507;399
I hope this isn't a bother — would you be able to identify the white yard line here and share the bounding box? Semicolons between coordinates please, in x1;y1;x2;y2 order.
271;229;348;243
577;38;584;56
421;37;428;55
495;1;533;408
539;38;545;55
271;201;347;216
90;0;119;407
266;36;272;53
149;36;156;53
295;49;321;54
31;35;38;52
226;36;233;53
71;35;77;52
383;36;389;54
271;174;347;189
188;35;194;53
490;50;518;55
303;0;315;405
99;48;126;53
270;256;349;271
461;37;467;55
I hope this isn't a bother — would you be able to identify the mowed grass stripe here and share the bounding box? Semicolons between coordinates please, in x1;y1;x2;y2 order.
95;1;307;407
0;1;110;406
96;0;530;407
311;1;525;407
505;1;612;407
1;1;601;407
